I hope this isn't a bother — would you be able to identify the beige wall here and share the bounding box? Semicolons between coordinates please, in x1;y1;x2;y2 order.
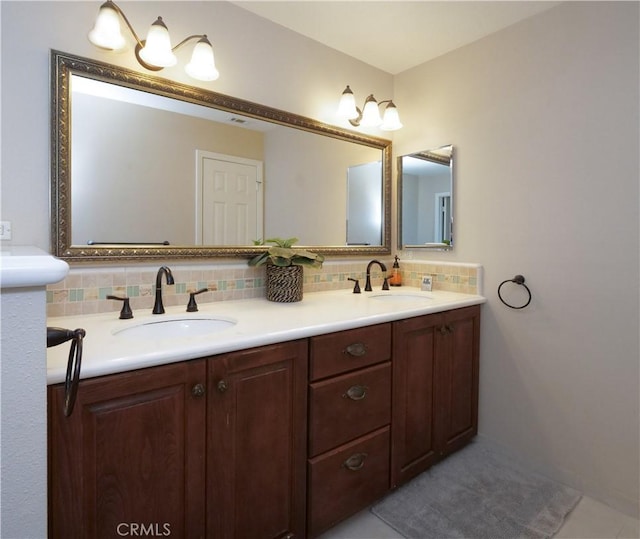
264;127;381;245
394;1;639;516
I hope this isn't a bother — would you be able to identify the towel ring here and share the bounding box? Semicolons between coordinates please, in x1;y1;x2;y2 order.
498;275;531;309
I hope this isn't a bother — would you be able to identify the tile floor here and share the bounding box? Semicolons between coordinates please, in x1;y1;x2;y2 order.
319;495;640;539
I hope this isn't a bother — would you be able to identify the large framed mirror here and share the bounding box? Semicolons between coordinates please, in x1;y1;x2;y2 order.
398;145;453;250
51;50;392;261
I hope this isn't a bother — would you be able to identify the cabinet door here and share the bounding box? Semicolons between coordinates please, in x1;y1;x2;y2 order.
207;340;308;539
390;313;440;488
48;360;207;539
436;305;480;457
391;305;481;488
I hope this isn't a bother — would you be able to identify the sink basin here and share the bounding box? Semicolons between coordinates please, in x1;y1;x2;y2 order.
369;293;433;302
113;316;236;340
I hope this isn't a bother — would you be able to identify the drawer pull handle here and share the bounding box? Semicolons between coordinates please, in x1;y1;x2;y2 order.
342;452;368;471
217;380;228;393
343;385;368;400
344;343;367;357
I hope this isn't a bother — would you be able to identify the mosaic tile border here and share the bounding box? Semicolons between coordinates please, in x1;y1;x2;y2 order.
47;260;482;317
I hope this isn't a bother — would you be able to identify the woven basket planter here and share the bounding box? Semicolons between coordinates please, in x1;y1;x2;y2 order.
266;264;303;302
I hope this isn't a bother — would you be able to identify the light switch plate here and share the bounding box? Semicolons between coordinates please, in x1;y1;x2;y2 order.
0;221;12;240
421;275;433;292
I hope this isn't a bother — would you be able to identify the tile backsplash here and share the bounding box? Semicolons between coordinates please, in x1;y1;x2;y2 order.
47;259;482;318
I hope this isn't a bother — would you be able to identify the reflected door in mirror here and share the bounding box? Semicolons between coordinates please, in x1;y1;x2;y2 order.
196;152;264;245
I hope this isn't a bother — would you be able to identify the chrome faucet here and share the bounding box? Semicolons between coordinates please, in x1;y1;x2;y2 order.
364;259;389;291
152;266;175;314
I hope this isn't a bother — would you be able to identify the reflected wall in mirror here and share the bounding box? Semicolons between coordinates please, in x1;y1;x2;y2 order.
398;145;454;249
51;50;392;261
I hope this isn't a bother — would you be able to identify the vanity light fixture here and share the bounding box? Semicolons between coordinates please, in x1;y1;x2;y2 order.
338;85;403;131
88;0;219;81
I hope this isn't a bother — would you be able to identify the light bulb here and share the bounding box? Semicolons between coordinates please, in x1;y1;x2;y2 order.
360;95;382;127
185;36;219;81
380;102;403;131
88;1;126;50
337;85;359;120
139;17;177;68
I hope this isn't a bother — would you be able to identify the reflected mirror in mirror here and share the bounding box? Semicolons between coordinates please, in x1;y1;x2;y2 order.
398;145;453;249
52;51;392;261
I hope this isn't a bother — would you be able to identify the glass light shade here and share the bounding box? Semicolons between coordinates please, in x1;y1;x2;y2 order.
88;2;126;50
337;86;359;120
380;102;403;131
185;37;219;81
360;95;382;127
139;17;177;67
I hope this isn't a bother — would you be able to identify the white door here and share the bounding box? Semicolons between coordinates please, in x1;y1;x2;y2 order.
196;151;263;245
434;192;451;243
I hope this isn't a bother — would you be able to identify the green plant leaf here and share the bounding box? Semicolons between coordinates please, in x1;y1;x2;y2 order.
248;252;270;266
247;237;323;269
265;237;298;248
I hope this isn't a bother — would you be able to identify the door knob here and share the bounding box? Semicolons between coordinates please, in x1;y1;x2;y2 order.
191;383;206;397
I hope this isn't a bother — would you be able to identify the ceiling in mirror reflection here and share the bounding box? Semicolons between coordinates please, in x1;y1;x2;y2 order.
72;76;276;132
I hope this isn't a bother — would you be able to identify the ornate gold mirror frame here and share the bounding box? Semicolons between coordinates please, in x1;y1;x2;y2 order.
51;50;392;262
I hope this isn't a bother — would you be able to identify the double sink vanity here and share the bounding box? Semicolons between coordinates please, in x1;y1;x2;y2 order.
47;286;485;538
47;48;475;539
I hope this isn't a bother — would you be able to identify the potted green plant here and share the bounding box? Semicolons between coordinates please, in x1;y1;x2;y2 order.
249;237;324;302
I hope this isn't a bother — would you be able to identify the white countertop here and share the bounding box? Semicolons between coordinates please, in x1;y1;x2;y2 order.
46;287;486;384
0;246;69;288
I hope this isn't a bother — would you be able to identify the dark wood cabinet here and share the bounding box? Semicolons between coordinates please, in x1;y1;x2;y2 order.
206;340;308;539
48;306;480;538
48;340;308;539
307;324;392;538
390;305;480;488
48;359;207;539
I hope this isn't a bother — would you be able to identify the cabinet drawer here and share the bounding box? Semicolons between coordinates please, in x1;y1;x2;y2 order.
310;323;391;380
308;427;390;538
309;362;391;457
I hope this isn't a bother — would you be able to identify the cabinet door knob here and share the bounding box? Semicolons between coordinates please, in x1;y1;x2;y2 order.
191;383;206;397
217;379;229;393
342;452;368;471
439;325;454;335
343;385;368;401
344;342;367;357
